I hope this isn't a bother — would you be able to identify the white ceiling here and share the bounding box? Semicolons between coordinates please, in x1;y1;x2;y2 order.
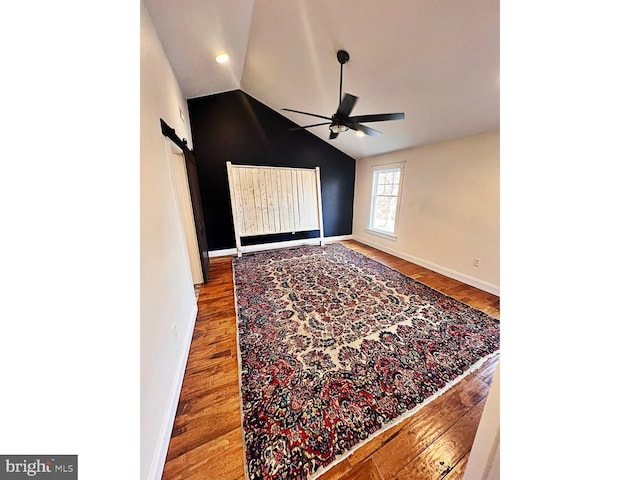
143;0;499;160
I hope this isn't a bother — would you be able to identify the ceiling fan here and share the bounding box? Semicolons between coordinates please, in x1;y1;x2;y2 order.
283;50;405;140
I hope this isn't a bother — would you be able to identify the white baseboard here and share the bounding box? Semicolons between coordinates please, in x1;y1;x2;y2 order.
208;247;236;257
352;235;500;296
208;234;498;295
147;303;198;480
208;235;354;257
322;234;353;243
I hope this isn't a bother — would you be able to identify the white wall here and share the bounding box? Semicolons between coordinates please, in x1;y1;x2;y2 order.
140;2;199;479
352;131;500;294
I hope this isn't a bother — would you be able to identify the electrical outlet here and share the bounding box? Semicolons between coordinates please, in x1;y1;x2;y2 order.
473;258;480;267
171;323;178;337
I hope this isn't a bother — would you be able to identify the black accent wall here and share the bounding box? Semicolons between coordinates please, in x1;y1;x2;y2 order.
187;90;356;251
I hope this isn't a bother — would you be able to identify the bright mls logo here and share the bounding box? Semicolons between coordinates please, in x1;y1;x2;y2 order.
0;456;77;479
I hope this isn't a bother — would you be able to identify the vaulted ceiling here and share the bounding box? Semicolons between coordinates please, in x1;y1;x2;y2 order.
143;0;499;159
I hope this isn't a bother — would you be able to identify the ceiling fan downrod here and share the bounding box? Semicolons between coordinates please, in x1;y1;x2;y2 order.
337;50;350;106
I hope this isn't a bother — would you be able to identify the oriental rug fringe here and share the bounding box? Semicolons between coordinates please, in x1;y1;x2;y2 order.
232;243;499;480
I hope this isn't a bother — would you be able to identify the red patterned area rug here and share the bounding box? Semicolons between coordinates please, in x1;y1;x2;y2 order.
232;243;500;480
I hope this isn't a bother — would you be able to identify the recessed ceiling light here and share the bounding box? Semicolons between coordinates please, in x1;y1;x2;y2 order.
215;53;230;64
356;130;365;137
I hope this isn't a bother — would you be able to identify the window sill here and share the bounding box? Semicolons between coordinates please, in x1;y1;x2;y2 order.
365;228;397;240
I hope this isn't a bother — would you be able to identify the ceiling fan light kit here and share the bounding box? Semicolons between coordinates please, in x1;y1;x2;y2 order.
330;124;349;133
284;50;405;140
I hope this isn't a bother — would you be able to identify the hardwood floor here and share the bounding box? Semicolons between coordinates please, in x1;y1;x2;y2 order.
161;240;500;480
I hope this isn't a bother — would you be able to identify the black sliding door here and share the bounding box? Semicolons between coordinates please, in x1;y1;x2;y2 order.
184;148;209;283
161;118;210;283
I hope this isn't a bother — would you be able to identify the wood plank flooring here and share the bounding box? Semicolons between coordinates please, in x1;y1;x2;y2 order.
161;240;500;480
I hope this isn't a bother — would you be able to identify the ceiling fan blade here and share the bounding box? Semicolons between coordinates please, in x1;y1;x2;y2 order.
289;122;331;131
329;131;339;140
348;113;405;123
282;108;332;121
336;94;358;117
348;122;382;137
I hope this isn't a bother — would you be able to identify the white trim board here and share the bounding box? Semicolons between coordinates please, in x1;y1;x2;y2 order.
147;304;198;480
208;235;353;258
352;235;500;296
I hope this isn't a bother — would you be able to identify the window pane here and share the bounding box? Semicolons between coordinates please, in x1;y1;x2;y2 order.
372;197;388;231
369;167;402;235
375;172;383;193
373;196;397;233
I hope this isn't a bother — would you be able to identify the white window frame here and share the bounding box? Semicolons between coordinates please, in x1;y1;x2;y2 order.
367;162;405;238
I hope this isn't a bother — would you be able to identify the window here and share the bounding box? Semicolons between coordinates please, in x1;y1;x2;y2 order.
368;164;404;237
